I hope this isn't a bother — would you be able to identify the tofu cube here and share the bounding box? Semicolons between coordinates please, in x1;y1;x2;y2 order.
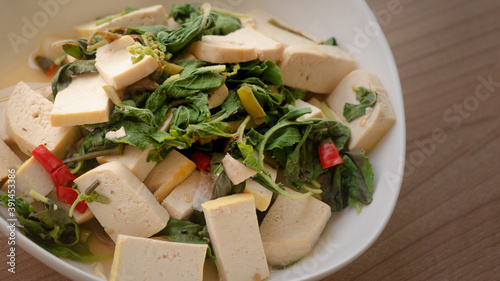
222;153;257;185
294;99;326;120
110;235;207;281
50;73;111;127
278;44;355;94
74;5;170;38
74;161;169;242
97;145;157;182
189;27;284;63
5;82;81;158
325;70;396;152
247;8;318;46
0;98;12;145
260;188;332;266
202;194;269;281
0;138;22;181
9;157;54;203
161;170;201;220
95;36;158;90
243;164;277;211
144;149;197;202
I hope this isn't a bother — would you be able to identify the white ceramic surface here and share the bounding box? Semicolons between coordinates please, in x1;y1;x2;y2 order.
0;1;406;280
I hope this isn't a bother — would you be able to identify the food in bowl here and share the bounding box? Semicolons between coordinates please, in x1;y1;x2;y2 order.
0;2;396;280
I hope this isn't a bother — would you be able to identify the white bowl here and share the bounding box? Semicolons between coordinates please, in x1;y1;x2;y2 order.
0;1;406;280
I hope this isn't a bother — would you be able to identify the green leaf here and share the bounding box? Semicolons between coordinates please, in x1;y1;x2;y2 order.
322;37;338;46
230;60;283;86
155;219;216;262
307;120;351;152
157;10;216;55
115;100;156;127
61;38;97;60
265;126;302;150
346;150;374;194
0;195;105;262
128;25;169;36
107;120;158;151
207;13;242;35
170;3;241;35
170;3;199;24
343;86;378;122
280;85;306;105
189;122;233;139
0;194;33;218
321;165;348;212
51;60;97;96
237;141;261;172
341;155;373;210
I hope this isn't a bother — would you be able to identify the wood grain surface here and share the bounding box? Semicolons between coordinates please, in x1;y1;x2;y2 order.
1;0;499;280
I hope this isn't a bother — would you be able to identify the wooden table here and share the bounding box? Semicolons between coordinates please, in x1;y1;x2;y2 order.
1;0;499;280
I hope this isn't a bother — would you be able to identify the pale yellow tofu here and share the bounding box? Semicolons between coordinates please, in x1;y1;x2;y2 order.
5;82;81;158
74;5;170;38
110;235;207;281
222;153;257;185
0;138;22;182
325;70;396;152
188;27;284;63
96;145;157;182
202;194;269;281
278;44;355;94
307;97;343;121
161;170;201;220
0;98;11;145
74;161;169;242
260;188;331;266
50;73;111;127
294;99;326;120
247;8;319;46
34;85;52;99
10;157;54;203
95;36;158;90
208;84;229;109
144;149;197;202
243;164;277;211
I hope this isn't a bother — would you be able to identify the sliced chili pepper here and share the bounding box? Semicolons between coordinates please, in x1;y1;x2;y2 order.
191;151;212;172
56;185;87;214
318;139;343;169
50;165;76;187
32;144;64;174
56;185;78;205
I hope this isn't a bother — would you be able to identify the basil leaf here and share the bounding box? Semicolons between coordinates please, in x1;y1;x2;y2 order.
343;86;378;122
